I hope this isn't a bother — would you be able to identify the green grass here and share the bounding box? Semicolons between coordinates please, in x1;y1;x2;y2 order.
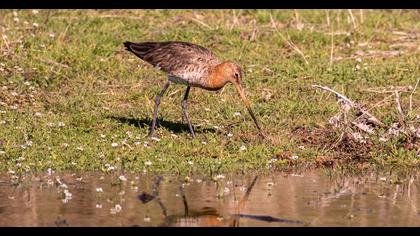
0;9;419;175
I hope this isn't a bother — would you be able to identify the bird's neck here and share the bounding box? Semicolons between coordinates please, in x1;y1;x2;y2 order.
206;64;229;90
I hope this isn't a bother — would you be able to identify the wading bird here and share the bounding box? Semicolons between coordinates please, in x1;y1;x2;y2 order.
123;41;262;138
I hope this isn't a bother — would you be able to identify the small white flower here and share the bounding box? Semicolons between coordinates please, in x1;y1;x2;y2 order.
215;174;225;180
290;155;299;160
290;174;304;177
13;11;18;17
379;177;386;181
63;189;72;199
0;120;5;124
267;158;278;164
239;145;246;151
10;104;18;110
0;151;5;155
143;216;151;222
96;187;103;193
125;131;132;137
227;133;233;137
100;134;106;138
134;141;141;146
298;145;305;149
47;168;54;175
13;17;19;23
119;175;127;181
96;204;102;208
58;122;65;127
99;58;105;62
62;143;69;148
145;160;152;166
0;110;5;114
187;160;194;165
49;33;55;38
204;108;211;112
34;112;42;117
233;112;241;117
114;204;122;212
151;137;161;142
33;22;39;28
223;187;230;193
111;142;118;147
32;9;39;15
76;146;84;151
201;141;207;145
71;162;77;165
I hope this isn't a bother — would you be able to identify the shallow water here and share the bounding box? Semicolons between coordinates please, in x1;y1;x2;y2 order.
0;169;419;226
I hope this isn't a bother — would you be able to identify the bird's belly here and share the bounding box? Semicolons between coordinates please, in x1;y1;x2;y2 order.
168;76;205;88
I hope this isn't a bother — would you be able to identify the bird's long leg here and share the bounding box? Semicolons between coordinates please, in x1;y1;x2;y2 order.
181;86;195;138
149;81;171;137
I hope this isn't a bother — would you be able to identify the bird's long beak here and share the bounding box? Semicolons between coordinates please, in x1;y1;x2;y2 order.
234;83;263;134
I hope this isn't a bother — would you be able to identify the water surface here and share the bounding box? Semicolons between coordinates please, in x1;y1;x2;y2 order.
0;170;419;226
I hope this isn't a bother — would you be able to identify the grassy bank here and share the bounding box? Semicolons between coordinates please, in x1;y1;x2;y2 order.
0;9;419;175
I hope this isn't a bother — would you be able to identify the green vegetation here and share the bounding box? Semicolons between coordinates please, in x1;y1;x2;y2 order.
0;10;419;175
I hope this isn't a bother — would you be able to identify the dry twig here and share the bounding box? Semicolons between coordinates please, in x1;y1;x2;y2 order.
312;85;385;127
395;91;405;123
409;78;419;114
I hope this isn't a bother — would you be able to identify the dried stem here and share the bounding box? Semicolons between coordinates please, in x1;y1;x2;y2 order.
329;15;334;68
325;10;330;26
1;34;9;51
409;78;419;114
347;9;357;30
191;17;212;30
270;13;309;65
395;91;405;123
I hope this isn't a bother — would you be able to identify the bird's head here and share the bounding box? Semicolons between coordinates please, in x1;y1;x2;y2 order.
219;61;263;135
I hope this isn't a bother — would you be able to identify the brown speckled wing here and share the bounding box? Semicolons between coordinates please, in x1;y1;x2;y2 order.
124;41;220;84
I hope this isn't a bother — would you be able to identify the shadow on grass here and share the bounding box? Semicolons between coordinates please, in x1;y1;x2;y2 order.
107;116;216;134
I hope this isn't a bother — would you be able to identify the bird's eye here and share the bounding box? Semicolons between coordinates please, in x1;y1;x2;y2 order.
234;72;239;78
